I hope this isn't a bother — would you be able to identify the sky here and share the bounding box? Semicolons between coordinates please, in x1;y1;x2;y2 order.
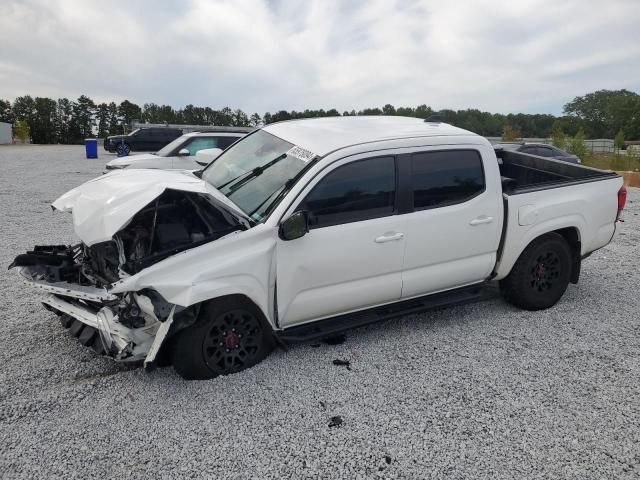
1;0;639;115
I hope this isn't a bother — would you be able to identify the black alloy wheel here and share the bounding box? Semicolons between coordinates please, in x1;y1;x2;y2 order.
202;309;264;373
500;233;572;311
117;142;130;156
172;296;275;380
529;250;561;293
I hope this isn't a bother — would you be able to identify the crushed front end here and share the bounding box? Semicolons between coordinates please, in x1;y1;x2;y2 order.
10;243;183;366
9;178;250;367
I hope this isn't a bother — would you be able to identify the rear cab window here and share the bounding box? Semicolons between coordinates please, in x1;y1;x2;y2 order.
410;150;485;209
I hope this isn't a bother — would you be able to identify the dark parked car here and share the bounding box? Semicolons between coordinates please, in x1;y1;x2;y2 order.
104;127;183;155
494;142;580;163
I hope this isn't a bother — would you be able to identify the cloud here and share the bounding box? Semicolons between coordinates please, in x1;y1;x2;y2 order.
0;0;638;114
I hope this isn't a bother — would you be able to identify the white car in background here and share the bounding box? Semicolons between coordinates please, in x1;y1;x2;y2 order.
104;129;252;172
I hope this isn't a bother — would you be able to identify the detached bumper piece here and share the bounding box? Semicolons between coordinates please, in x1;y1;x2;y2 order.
41;293;159;362
45;301;106;355
11;243;188;368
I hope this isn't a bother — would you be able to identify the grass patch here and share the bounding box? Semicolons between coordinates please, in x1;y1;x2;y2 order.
582;153;640;171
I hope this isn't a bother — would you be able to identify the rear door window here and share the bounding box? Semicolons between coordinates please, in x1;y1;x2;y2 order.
520;146;536;154
536;146;554;157
411;150;485;209
184;137;219;155
298;156;396;228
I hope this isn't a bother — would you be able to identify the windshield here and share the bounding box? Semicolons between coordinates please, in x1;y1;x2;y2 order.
155;135;189;157
127;128;141;137
202;130;313;222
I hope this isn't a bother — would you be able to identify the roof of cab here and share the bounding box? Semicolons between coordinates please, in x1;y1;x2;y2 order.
262;116;479;156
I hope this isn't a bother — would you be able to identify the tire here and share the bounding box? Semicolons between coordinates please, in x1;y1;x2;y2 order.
171;296;275;380
116;142;130;157
500;233;572;311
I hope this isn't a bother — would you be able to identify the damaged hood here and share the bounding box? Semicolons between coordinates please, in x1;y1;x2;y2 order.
52;169;246;246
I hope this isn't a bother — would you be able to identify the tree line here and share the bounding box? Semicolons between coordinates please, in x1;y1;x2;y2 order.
1;89;638;145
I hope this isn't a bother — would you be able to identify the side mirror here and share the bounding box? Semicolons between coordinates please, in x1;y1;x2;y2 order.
279;211;309;241
194;147;223;166
178;148;190;157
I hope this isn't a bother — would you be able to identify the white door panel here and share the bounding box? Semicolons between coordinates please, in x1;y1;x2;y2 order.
402;252;496;298
277;215;406;326
402;197;499;298
401;148;503;298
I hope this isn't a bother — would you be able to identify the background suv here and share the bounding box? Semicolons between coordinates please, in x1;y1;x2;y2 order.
494;142;580;163
104;127;183;155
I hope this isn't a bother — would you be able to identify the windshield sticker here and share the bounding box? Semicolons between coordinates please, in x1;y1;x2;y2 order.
286;146;317;163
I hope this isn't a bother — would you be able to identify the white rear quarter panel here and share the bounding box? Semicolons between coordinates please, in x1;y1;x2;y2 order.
495;176;623;279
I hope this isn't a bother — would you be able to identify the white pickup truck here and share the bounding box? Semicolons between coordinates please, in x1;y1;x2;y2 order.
10;117;627;380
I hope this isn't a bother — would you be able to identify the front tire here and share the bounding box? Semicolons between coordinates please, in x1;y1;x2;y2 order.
172;297;275;380
500;233;572;311
116;142;130;156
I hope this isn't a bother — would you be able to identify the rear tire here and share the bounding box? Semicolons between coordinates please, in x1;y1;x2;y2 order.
500;233;572;311
172;297;275;380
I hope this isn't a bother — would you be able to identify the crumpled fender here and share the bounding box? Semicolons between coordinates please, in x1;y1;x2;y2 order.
109;225;278;326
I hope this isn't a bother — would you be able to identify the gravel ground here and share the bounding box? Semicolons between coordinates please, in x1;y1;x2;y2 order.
1;145;639;479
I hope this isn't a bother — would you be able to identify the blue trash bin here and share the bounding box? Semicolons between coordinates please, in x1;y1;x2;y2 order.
84;138;98;159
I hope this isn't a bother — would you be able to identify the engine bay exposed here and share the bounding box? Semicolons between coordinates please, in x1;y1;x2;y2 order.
8;189;246;363
85;189;247;284
10;189;247;287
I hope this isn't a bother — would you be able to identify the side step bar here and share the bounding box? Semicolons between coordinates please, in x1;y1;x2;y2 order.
277;283;486;343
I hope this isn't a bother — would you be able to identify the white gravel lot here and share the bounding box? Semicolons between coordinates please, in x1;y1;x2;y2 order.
1;144;639;479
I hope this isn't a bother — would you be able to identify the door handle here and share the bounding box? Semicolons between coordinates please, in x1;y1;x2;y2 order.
375;232;404;243
469;216;494;226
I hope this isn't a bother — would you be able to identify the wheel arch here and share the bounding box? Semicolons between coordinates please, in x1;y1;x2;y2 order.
549;227;581;284
496;224;583;282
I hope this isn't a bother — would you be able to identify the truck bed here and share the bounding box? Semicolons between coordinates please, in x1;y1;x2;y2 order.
493;148;623;281
496;149;618;194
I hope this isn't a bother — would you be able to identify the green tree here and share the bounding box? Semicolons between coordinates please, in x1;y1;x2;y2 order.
563;89;640;138
567;128;588;160
56;98;74;144
142;103;160;123
614;129;625;151
414;104;434;119
249;113;262;127
182;104;206;124
12;95;37;134
359;107;383;115
32;97;58;143
502;125;521;141
551;122;566;149
96;103;110;138
107;102;120;136
382;104;396;115
219;107;234;125
118;100;142;126
0;99;13;124
265;110;291;124
73;95;96;140
14;119;30;143
232;109;249;126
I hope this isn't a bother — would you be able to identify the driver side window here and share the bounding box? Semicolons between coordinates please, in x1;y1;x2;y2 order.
298;156;396;229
